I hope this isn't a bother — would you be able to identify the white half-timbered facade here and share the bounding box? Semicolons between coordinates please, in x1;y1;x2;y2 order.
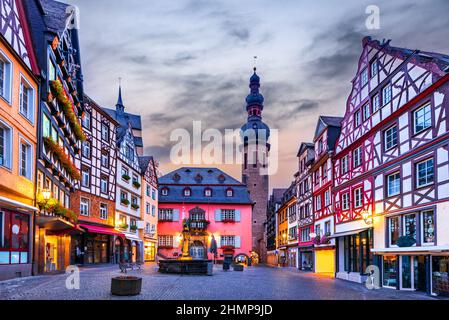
296;142;315;271
332;37;449;295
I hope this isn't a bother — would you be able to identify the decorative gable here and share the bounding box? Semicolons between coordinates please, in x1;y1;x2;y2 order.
0;0;36;71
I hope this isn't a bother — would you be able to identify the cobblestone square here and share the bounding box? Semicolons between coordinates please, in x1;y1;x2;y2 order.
0;264;436;300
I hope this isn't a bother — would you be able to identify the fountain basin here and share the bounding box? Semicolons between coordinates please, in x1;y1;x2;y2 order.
159;259;213;275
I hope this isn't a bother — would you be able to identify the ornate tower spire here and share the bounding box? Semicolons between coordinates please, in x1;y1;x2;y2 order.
240;67;270;264
246;68;265;121
116;78;125;115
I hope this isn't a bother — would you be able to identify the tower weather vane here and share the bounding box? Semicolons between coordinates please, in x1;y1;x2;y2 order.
253;56;258;70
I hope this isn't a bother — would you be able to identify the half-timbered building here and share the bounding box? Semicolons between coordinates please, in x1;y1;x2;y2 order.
311;116;342;275
139;156;159;262
266;188;286;266
0;0;40;281
24;0;85;274
105;88;144;263
296;142;315;271
333;37;449;295
70;94;122;265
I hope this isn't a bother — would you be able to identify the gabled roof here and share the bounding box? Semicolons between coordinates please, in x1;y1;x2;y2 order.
138;156;153;174
363;37;449;75
314;116;343;140
271;188;287;203
39;0;72;36
103;108;142;131
297;142;314;157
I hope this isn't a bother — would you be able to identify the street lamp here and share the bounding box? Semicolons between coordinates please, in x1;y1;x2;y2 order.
362;210;373;225
42;188;52;201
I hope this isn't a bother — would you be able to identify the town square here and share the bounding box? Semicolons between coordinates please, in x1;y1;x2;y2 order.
1;0;449;303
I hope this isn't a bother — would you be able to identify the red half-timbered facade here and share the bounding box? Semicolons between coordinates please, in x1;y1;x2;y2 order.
333;37;449;295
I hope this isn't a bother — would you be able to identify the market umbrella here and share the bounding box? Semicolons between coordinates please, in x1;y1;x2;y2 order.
209;235;218;263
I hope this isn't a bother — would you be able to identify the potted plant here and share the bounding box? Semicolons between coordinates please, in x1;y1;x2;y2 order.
111;276;142;296
132;181;141;189
119;223;129;230
121;198;130;206
130;225;138;232
122;174;131;181
131;203;140;210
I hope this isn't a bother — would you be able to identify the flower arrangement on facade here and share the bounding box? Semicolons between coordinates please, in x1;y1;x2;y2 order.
131;203;140;210
313;235;321;245
43;137;81;181
122;174;131;181
121;198;130;206
37;196;78;224
118;222;129;230
49;79;86;142
132;181;141;189
130;225;138;232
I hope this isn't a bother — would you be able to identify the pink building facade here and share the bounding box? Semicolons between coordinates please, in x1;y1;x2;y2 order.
157;168;253;264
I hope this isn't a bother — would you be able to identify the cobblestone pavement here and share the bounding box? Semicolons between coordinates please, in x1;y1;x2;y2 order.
0;264;436;300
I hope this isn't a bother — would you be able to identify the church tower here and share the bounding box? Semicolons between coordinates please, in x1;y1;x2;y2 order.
241;68;270;263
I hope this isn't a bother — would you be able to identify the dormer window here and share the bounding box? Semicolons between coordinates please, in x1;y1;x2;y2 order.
183;188;191;197
204;188;212;197
318;138;323;154
173;173;181;182
218;174;226;183
161;187;169;196
195;174;203;183
226;188;234;197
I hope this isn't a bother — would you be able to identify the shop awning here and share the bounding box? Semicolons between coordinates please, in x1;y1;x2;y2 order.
328;228;370;239
36;215;75;231
0;196;39;212
372;246;449;255
125;234;143;242
79;224;125;237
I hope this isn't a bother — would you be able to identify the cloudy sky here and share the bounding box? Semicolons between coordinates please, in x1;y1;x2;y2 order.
67;0;449;191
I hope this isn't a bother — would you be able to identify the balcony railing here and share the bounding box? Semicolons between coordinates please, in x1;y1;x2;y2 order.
188;220;209;231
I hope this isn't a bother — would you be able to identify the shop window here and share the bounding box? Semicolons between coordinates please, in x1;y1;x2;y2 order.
389;216;400;246
403;213;417;242
432;256;449;296
0;210;30;264
383;256;398;288
421;210;435;245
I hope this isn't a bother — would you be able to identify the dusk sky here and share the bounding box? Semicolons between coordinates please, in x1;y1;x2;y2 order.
67;0;449;192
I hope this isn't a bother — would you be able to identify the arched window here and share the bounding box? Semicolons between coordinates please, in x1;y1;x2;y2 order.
183;188;191;197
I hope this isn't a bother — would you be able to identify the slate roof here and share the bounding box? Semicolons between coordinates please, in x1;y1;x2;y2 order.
103;108;143;148
138;156;154;175
364;37;449;74
39;0;71;36
297;142;314;157
271;188;287;204
158;167;252;204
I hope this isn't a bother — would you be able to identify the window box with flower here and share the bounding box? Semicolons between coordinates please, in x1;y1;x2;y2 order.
121;199;130;206
131;203;140;210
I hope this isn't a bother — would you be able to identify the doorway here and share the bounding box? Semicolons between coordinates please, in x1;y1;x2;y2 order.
400;256;426;291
